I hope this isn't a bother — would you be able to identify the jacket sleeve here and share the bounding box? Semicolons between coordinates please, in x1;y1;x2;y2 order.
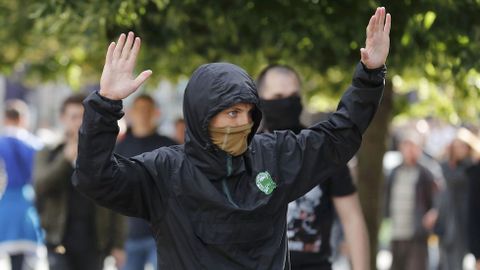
263;62;385;202
34;147;71;196
422;167;436;211
72;92;164;221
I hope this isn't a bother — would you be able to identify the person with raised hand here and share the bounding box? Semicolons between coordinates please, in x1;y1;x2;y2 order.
73;7;391;270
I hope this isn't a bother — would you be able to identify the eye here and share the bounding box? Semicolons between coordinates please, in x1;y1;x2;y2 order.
227;110;238;118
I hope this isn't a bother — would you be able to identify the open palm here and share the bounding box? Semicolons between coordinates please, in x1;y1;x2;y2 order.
361;7;391;69
99;32;152;100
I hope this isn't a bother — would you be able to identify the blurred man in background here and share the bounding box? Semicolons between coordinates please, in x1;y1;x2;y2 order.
435;133;472;270
34;94;125;270
257;65;369;270
115;94;176;270
385;131;436;270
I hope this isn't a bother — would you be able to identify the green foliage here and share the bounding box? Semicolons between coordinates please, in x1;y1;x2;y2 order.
0;0;479;122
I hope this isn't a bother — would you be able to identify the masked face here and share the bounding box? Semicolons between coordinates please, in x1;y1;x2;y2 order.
209;122;254;156
260;95;302;131
258;68;303;131
208;103;254;156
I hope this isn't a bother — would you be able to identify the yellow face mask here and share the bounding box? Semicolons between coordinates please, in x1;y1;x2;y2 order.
209;122;254;156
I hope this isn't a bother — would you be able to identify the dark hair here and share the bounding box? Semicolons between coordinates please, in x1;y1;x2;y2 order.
60;94;86;114
5;107;20;121
256;64;301;93
133;94;156;107
5;99;28;121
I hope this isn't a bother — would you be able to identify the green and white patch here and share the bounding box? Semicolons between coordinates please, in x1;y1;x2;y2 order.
255;171;276;195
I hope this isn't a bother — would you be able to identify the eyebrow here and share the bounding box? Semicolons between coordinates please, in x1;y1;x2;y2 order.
230;104;253;111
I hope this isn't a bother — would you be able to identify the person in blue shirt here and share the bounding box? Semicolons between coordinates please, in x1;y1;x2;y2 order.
0;100;43;270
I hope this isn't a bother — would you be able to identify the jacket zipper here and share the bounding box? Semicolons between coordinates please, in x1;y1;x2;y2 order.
222;155;238;207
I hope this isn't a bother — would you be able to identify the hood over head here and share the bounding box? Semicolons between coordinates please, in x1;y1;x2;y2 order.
183;63;262;180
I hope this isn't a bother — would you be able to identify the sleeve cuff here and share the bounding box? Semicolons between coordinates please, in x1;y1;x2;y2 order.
82;91;125;121
353;61;387;87
95;91;123;112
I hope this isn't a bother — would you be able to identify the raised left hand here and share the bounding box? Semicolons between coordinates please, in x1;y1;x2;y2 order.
361;7;391;69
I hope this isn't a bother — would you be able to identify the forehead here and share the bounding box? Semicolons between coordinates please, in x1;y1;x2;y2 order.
227;103;253;110
63;103;83;113
133;98;155;107
452;139;469;147
260;70;300;98
400;140;420;148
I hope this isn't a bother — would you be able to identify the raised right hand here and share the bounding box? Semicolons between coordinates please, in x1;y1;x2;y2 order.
99;32;152;100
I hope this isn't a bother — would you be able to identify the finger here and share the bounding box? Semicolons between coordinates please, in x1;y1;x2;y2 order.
366;15;375;37
121;32;135;60
113;33;126;60
128;37;141;64
374;8;379;29
378;7;385;30
133;70;153;89
105;42;116;64
384;13;392;35
371;8;379;32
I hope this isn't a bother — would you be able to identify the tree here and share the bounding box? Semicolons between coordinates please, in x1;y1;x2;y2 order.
1;1;480;268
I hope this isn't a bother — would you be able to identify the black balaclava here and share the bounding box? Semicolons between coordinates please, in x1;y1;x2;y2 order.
260;95;303;132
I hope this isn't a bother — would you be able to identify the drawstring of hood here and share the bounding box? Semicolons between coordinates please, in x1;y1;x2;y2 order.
221;155;238;207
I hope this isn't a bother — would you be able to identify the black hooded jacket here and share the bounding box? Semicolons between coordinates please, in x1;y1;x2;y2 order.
73;62;385;270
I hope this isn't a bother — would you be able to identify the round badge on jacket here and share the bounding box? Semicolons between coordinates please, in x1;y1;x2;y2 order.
256;171;277;195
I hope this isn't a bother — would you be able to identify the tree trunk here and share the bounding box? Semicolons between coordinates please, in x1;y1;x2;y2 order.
357;80;393;270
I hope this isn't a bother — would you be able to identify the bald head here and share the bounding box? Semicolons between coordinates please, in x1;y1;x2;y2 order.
257;65;301;100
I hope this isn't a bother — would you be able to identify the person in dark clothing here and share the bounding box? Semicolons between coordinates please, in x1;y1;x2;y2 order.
435;135;472;270
116;94;177;270
34;95;125;270
466;161;480;270
73;7;391;270
257;65;369;270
